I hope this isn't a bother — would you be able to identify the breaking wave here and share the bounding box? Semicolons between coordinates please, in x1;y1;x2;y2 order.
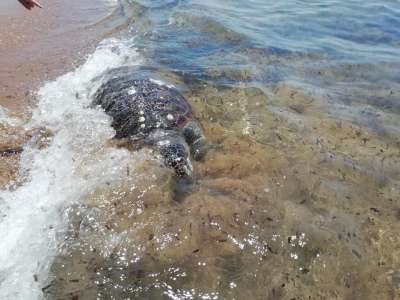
0;38;141;300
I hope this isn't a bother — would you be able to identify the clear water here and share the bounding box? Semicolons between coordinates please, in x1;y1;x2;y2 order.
130;0;400;134
1;0;400;299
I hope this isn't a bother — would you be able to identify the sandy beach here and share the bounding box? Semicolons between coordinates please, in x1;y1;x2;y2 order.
0;0;121;188
0;0;118;112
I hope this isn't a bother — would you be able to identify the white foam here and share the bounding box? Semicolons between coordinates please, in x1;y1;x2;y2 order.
0;106;10;124
0;107;24;127
0;38;141;300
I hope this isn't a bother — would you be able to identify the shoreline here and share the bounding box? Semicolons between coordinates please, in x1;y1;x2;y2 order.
0;0;119;112
0;0;122;188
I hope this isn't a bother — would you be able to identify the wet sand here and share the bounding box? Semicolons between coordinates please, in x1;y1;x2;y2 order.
0;0;119;112
0;0;123;188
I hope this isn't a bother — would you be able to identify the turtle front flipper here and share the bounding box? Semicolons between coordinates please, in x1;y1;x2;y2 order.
182;121;208;161
146;130;193;178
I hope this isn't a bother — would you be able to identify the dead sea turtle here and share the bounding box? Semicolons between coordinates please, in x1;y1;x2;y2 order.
92;76;207;177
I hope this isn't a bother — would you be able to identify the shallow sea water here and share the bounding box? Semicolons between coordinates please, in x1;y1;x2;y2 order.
1;0;400;299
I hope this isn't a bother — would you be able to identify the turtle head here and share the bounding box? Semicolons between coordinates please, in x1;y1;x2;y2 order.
159;141;193;178
149;130;193;178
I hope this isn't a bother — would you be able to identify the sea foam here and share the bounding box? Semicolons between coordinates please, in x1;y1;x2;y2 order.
0;38;140;300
